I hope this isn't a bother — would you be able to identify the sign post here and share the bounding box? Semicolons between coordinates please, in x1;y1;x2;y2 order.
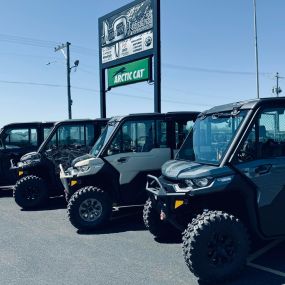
153;0;161;114
99;0;160;118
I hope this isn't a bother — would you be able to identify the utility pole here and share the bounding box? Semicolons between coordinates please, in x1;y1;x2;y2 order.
253;0;260;99
66;42;72;119
55;42;72;119
272;72;283;97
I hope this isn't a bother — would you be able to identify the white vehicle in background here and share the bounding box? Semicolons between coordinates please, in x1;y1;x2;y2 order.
60;112;199;231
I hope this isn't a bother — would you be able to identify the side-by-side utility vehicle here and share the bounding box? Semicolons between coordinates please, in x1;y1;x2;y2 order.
145;98;285;283
0;122;54;188
13;119;108;209
60;112;199;231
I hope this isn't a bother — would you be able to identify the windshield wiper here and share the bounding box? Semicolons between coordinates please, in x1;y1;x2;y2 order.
108;121;118;126
198;112;207;120
212;109;241;119
212;113;232;119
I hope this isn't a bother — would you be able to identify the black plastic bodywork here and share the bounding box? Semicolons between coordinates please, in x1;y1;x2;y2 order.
62;112;199;206
146;98;285;240
0;122;54;187
14;119;108;197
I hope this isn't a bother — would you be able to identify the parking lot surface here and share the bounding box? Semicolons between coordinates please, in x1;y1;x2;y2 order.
0;190;284;285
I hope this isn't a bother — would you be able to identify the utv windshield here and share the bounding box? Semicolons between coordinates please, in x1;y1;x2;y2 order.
0;129;4;149
176;110;248;164
90;120;119;157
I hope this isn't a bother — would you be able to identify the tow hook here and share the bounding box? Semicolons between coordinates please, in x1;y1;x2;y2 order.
160;210;166;221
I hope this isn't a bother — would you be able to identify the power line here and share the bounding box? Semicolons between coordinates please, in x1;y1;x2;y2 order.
72;86;211;107
0;52;63;61
163;63;272;76
0;33;98;57
0;33;58;49
78;68;96;75
0;33;276;76
0;79;65;88
0;35;97;59
0;79;211;107
72;45;98;56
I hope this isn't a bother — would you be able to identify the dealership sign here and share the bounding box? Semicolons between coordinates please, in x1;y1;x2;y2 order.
99;0;154;67
107;58;150;88
99;0;160;117
102;31;153;64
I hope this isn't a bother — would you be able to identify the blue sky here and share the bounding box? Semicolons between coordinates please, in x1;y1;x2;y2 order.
0;0;284;127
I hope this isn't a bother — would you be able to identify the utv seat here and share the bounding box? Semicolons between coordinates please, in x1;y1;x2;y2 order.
258;126;283;158
142;136;154;152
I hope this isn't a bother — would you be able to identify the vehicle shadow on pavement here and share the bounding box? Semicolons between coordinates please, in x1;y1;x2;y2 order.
196;272;284;285
196;240;285;285
224;267;285;285
20;196;67;211
0;189;13;197
194;264;285;285
77;210;147;235
153;235;182;244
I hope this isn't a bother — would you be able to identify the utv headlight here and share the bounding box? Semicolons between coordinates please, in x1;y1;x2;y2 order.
184;179;194;188
77;165;90;172
192;177;213;188
176;177;214;192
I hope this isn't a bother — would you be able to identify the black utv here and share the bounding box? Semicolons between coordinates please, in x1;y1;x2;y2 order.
145;97;285;283
0;122;54;188
60;112;199;231
13;118;108;209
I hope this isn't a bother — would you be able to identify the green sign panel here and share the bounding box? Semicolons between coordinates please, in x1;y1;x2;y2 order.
107;58;150;89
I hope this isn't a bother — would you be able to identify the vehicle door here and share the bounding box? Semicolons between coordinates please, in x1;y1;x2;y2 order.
235;106;285;236
44;123;95;173
0;127;39;185
104;118;171;204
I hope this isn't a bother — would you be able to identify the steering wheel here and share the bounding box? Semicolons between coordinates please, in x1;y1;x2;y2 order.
238;150;254;161
137;136;149;143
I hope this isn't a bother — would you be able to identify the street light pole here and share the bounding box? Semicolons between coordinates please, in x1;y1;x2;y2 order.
253;0;260;99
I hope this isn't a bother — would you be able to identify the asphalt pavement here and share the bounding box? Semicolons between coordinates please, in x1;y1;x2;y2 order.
0;190;284;285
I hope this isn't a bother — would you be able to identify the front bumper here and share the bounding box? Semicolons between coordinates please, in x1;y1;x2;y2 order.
59;165;80;195
146;175;190;230
11;158;42;179
146;174;187;198
10;164;26;179
5;161;21;184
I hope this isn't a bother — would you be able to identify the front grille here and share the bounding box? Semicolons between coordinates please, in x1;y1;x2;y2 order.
159;176;177;193
160;175;179;184
177;181;187;188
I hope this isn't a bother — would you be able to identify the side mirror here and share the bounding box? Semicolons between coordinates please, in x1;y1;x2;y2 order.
0;138;4;149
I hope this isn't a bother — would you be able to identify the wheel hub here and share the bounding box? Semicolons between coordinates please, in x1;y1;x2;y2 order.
79;198;103;222
24;185;40;200
208;232;235;266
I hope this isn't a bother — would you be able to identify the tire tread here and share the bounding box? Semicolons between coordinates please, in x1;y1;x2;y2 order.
182;210;249;283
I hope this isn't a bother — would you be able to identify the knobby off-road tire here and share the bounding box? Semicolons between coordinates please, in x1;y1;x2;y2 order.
67;186;112;231
143;198;179;239
13;175;49;209
64;191;71;203
182;210;249;283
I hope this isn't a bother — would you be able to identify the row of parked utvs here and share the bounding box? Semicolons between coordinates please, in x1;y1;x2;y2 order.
1;97;285;283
